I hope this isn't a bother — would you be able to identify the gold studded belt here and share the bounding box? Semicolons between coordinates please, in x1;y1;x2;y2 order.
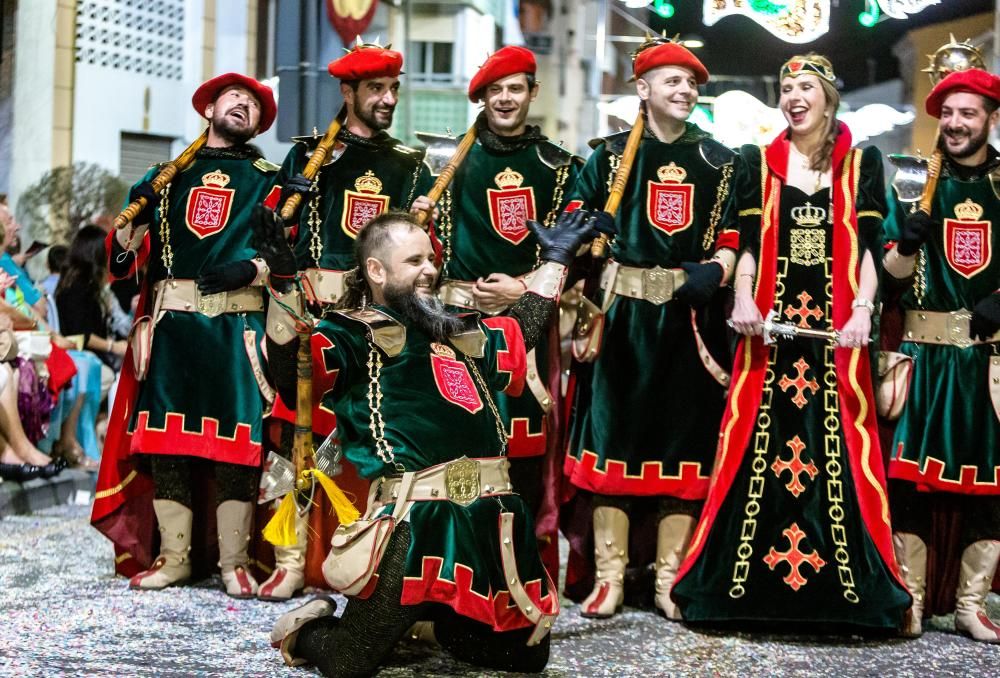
153;279;264;317
609;264;687;305
302;268;348;305
375;457;513;507
904;309;1000;348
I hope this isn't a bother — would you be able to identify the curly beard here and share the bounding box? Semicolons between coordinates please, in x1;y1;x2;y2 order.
383;283;464;342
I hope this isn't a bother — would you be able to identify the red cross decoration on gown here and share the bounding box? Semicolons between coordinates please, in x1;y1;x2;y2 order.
763;522;827;591
778;357;819;409
783;291;824;328
771;435;818;497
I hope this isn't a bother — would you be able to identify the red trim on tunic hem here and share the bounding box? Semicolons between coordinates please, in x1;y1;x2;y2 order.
131;411;261;466
889;449;1000;495
563;449;710;498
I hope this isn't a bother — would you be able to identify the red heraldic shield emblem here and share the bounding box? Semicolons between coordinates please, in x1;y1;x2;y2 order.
487;167;536;245
646;162;694;235
944;199;992;279
342;170;390;239
429;343;483;414
186;169;235;239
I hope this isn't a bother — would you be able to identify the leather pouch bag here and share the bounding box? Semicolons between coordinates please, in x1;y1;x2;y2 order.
876;350;914;421
128;284;166;381
0;329;18;362
322;473;415;598
571;295;605;363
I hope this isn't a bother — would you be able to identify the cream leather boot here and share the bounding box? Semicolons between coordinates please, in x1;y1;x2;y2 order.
217;500;260;598
258;504;308;601
954;540;1000;643
271;596;338;667
892;532;927;637
654;514;696;620
580;506;628;618
129;499;193;590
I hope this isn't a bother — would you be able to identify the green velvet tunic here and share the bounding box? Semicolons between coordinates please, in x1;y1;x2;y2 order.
274;131;433;271
564;124;735;497
886;153;1000;494
315;308;554;629
672;143;910;628
127;151;274;467
435;131;581;457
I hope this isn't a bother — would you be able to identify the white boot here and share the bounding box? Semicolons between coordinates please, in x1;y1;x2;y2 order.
954;540;1000;643
654;514;695;620
129;499;192;590
217;500;260;598
580;506;628;618
258;503;308;601
892;532;927;637
270;596;338;667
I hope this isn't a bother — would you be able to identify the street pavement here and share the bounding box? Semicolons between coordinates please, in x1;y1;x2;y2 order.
1;504;998;677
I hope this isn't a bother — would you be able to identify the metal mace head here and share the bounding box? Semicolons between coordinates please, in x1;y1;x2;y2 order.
923;34;986;85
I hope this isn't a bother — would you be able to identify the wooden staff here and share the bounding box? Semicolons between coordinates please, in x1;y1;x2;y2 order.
918;141;943;216
292;329;314;481
591;110;645;257
413;123;478;226
113;129;209;229
279;116;344;221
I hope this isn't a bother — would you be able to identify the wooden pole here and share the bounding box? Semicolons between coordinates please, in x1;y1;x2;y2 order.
413;123;478;226
279;117;344;222
591;110;645;257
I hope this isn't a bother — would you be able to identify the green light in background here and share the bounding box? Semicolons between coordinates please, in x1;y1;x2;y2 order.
653;0;675;18
858;1;880;27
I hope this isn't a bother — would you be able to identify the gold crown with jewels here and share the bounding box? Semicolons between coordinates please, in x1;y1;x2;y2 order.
657;162;687;184
924;34;985;85
781;55;836;83
201;169;231;188
954;198;984;221
495;167;525;189
354;170;383;194
790;201;826;227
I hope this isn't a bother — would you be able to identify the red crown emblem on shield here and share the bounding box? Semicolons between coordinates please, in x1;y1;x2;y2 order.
185;169;234;239
944;198;991;279
487;166;536;245
341;170;390;239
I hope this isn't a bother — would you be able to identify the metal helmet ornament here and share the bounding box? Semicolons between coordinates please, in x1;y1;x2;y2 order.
923;34;986;85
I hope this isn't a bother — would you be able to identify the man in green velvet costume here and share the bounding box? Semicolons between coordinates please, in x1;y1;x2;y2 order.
885;68;1000;642
94;73;279;599
423;45;582;520
259;207;610;675
563;37;738;619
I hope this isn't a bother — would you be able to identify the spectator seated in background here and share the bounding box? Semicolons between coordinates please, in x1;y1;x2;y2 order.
41;244;67;332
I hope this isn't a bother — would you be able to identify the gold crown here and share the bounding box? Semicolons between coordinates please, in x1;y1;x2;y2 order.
790;201;826;227
781;55;836;83
354;170;383;194
201;169;230;188
954;198;984;221
495;167;524;189
923;34;985;85
656;162;687;184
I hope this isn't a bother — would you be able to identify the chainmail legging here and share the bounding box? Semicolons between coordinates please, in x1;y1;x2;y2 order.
150;455;259;508
889;479;1000;547
296;522;550;676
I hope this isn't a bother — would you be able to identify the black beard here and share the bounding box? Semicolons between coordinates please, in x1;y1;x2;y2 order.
383;283;464;342
211;109;256;146
943;125;989;160
354;98;393;132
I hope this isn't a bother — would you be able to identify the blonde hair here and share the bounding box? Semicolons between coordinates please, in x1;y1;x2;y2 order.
783;53;840;173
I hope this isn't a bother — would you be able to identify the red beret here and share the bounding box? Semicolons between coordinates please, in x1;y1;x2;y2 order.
926;68;1000;117
328;45;403;81
192;72;276;134
468;46;537;102
633;42;709;84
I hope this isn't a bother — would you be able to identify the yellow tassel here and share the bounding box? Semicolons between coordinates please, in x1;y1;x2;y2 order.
262;492;299;547
309;469;361;526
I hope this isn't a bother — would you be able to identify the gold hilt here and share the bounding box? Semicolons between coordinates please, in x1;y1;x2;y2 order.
292;328;313;479
113;130;209;229
591;111;645;257
279;117;344;222
414;123;477;227
918;148;942;216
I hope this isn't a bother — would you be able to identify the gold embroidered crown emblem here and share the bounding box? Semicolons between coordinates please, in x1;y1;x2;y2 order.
494;167;524;190
430;342;456;359
790;201;826;227
656;162;687;184
201;169;231;188
354;170;383;194
954;198;984;221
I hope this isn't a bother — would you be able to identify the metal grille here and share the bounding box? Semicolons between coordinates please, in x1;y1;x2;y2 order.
75;0;184;80
119;131;172;187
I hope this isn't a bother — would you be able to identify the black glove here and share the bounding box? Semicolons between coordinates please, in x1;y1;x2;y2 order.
528;210;609;267
675;260;724;309
196;260;257;295
251;204;298;292
970;292;1000;341
590;210;617;238
128;180;159;226
897;211;937;257
278;174;317;210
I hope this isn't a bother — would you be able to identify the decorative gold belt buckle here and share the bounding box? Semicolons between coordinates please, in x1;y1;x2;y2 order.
444;457;481;506
643;266;674;305
197;291;227;318
948;310;973;349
